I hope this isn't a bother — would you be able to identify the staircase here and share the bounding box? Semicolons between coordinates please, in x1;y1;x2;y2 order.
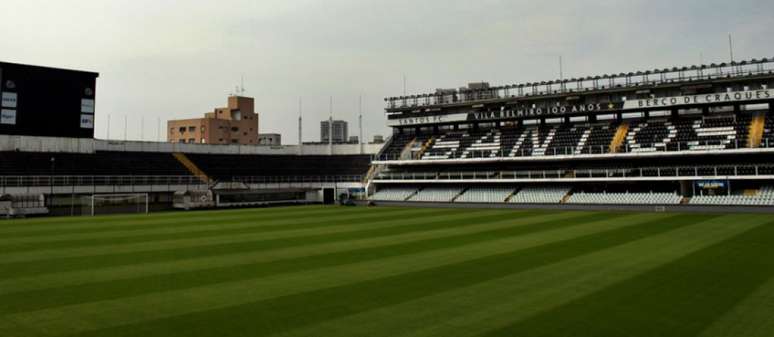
504;187;522;203
172;153;211;184
451;187;469;203
747;112;766;148
609;122;630;153
416;137;435;159
362;165;378;185
400;138;417;160
405;188;422;201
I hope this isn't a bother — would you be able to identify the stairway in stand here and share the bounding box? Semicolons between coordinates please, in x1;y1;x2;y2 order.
609;122;630;153
747;111;766;148
172;153;211;184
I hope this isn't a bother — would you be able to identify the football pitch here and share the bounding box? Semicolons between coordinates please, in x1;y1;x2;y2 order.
1;206;774;337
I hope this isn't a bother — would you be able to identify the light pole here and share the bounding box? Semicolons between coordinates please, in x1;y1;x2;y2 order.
49;157;56;207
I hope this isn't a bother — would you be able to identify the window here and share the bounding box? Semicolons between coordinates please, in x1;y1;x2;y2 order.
231;139;238;144
188;138;196;143
188;126;196;132
231;127;239;132
179;127;186;133
179;139;185;143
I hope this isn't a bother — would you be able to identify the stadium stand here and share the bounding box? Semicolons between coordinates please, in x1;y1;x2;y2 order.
567;192;683;205
422;132;463;160
582;123;618;154
0;151;370;181
0;151;190;176
3;58;774;216
409;186;464;202
508;186;571;204
455;187;515;203
0;194;48;217
185;154;371;181
550;124;589;156
763;115;774;147
378;113;771;161
690;186;774;206
372;57;774;211
379;134;413;160
370;187;418;201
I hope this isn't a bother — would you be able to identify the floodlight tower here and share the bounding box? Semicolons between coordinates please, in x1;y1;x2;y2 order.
329;96;334;155
298;97;303;155
359;95;364;154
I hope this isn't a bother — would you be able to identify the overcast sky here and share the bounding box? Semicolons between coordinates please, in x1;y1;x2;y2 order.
1;0;773;143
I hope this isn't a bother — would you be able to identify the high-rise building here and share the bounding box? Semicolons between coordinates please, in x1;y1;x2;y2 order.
168;95;258;145
320;120;348;143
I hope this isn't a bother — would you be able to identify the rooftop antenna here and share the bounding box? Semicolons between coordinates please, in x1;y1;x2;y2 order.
239;76;246;96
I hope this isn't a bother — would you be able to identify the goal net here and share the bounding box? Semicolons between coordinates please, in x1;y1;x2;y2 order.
84;193;149;216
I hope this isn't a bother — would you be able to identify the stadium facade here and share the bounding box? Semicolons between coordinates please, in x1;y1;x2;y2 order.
3;58;774;217
0;62;378;217
369;58;774;210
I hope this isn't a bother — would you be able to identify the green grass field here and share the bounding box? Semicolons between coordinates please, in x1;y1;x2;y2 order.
1;206;774;337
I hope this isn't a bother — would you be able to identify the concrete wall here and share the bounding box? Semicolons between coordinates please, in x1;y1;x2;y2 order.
0;135;95;153
0;135;383;156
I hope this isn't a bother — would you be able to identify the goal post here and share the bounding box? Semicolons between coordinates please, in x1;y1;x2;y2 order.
86;193;149;216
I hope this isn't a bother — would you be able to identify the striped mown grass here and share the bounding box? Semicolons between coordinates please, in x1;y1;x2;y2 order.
0;206;772;337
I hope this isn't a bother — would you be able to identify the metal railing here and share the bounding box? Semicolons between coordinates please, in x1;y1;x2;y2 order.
375;164;774;181
232;175;364;184
0;175;365;188
0;175;204;188
386;58;774;109
377;138;774;162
